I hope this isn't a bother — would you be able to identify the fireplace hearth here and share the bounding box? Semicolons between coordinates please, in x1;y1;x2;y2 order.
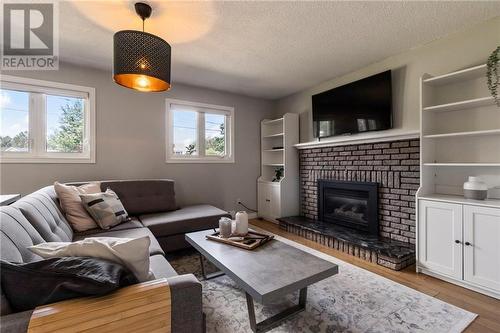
319;180;378;235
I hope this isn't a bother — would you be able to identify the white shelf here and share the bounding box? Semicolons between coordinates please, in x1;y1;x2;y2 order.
263;133;284;138
263;163;284;167
262;118;283;125
423;96;495;113
424;163;500;167
423;64;487;86
263;149;284;152
294;130;419;149
423;129;500;139
418;193;500;209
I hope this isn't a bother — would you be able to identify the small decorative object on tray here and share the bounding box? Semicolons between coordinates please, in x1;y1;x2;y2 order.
219;217;232;238
206;229;274;250
234;211;248;235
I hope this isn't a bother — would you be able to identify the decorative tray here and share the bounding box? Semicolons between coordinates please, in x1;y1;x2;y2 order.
206;229;274;250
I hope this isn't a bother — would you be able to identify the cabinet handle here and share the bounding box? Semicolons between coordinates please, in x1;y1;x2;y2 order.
454;240;461;244
265;199;271;202
464;242;472;246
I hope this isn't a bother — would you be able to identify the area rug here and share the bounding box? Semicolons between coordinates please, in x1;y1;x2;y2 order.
167;230;477;333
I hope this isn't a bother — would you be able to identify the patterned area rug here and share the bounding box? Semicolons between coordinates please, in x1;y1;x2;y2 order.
167;231;477;333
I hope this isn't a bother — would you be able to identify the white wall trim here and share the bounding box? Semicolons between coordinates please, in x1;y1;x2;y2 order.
294;130;420;149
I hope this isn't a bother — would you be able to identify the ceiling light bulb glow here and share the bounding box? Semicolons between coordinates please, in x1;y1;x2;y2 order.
136;76;150;88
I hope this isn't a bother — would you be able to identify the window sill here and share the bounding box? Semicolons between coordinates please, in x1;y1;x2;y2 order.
166;157;234;164
0;156;96;164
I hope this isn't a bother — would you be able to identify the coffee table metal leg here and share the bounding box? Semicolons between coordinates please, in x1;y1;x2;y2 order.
198;252;225;280
245;287;308;333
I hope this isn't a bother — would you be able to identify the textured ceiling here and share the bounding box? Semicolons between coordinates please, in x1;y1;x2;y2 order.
55;1;500;99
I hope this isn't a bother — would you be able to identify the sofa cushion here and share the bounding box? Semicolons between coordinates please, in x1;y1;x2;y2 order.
101;180;176;215
0;206;45;316
13;187;73;242
73;217;143;237
139;204;230;237
0;207;44;264
150;255;178;279
72;227;164;256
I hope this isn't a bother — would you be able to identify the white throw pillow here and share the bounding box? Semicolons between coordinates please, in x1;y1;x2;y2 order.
29;237;153;282
54;181;101;232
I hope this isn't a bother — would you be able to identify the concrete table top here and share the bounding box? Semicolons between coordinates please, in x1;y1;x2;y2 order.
186;229;338;303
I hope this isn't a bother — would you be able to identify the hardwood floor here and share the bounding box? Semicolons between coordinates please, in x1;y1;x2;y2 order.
250;219;500;333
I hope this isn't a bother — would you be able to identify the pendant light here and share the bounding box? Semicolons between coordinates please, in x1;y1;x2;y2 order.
113;2;171;92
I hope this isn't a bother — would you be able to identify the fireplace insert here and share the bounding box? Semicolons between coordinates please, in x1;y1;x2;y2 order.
318;180;378;235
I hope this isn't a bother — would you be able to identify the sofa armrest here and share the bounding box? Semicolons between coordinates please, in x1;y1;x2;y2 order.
167;274;204;333
27;279;171;333
1;311;33;333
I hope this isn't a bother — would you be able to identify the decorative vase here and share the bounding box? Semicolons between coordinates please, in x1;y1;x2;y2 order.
219;217;232;238
234;211;249;235
463;176;488;200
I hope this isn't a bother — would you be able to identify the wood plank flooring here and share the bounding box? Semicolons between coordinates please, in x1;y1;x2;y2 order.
250;219;500;333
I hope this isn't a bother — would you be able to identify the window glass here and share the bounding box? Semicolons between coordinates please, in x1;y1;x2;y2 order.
0;89;30;152
46;95;85;153
205;113;226;156
172;109;198;156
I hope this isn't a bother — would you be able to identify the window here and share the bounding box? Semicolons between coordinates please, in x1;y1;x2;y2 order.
166;99;234;163
0;75;95;163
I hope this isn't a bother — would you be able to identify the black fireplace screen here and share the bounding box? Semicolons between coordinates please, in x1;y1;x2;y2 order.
318;180;378;235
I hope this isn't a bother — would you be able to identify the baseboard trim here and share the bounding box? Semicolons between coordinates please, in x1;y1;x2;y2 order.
419;267;500;300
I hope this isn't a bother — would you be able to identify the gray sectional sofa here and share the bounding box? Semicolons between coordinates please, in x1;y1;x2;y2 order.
0;179;231;333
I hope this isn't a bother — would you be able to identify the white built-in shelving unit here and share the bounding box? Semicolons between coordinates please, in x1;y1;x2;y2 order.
418;63;500;199
257;113;299;222
417;63;500;299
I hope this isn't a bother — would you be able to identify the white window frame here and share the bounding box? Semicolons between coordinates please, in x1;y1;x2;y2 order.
166;98;234;163
0;75;96;164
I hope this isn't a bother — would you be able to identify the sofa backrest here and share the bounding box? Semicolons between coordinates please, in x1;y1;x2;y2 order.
0;206;45;315
12;186;73;242
100;179;177;216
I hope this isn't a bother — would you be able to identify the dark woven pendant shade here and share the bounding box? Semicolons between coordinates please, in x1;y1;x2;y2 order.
113;30;171;92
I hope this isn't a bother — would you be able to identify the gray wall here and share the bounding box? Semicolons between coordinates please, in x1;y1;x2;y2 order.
276;16;500;143
0;62;275;212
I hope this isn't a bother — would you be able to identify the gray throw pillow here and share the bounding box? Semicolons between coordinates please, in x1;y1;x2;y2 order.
80;189;130;229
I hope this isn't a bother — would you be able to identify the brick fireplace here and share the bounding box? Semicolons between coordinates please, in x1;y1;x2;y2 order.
278;138;419;270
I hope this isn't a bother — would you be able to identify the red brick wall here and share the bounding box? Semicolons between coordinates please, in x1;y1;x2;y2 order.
299;139;420;245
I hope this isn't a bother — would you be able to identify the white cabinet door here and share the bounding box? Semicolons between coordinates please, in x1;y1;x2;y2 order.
258;183;270;218
419;200;463;279
270;184;281;218
464;205;500;291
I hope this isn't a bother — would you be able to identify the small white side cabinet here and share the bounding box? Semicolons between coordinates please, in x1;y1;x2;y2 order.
257;181;281;222
418;200;500;299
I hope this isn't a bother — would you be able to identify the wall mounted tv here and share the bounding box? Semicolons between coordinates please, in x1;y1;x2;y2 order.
312;70;392;138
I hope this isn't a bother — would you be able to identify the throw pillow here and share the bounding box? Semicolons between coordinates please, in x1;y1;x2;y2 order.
29;236;153;282
1;257;138;312
54;181;101;232
79;189;130;229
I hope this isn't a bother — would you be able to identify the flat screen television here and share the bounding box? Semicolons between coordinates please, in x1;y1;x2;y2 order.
312;70;392;138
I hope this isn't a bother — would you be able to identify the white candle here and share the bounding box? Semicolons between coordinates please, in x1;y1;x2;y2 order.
235;211;248;235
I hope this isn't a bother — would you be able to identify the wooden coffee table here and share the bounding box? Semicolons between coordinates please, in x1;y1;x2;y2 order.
185;229;338;333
